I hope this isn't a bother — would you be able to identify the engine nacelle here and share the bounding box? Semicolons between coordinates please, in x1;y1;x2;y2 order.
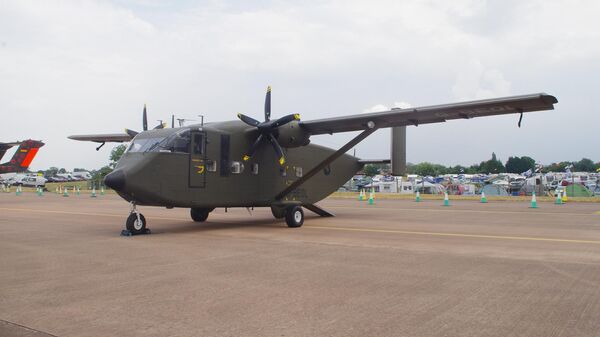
276;121;311;148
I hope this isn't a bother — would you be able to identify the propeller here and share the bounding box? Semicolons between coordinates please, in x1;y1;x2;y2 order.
237;86;300;166
125;104;159;138
143;104;148;131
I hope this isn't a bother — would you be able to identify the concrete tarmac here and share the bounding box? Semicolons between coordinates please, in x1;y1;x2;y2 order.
1;193;600;337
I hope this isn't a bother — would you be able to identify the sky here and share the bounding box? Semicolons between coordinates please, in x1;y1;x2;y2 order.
1;0;599;171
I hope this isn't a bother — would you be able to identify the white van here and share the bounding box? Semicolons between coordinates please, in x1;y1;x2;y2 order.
17;176;47;187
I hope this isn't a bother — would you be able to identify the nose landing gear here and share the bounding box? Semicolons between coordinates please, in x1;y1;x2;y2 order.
121;202;151;236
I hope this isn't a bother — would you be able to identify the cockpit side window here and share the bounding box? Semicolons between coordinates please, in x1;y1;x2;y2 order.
167;130;191;153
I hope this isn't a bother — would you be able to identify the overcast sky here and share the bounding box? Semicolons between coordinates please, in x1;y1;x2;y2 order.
1;0;598;171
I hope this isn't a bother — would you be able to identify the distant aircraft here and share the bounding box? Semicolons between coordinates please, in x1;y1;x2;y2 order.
70;88;557;234
0;140;45;174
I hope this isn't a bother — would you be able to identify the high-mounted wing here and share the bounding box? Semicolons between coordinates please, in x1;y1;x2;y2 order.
68;133;132;143
300;93;557;135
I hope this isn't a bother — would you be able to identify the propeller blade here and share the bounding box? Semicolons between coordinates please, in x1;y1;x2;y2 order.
124;129;139;138
264;86;271;122
237;113;261;127
271;113;300;128
171;115;175;128
267;133;285;166
143;104;148;131
243;134;264;161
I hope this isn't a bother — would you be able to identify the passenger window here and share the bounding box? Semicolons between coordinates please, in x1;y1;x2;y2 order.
295;167;303;177
230;161;244;174
206;160;217;172
251;163;259;175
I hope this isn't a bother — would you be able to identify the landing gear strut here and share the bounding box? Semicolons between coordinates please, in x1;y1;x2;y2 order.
121;202;150;236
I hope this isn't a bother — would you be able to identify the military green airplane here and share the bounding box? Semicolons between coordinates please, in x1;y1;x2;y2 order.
69;87;557;234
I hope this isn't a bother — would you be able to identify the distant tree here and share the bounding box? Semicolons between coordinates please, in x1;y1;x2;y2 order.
546;161;570;172
110;144;127;168
58;168;66;173
73;168;87;172
91;166;113;187
505;156;535;173
45;167;59;177
363;164;380;177
479;152;504;174
412;162;437;176
447;165;467;174
574;158;595;172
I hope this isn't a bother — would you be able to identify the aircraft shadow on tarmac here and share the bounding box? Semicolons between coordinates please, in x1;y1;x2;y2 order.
141;214;322;236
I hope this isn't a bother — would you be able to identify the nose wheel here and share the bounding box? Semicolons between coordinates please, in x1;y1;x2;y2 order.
121;202;151;236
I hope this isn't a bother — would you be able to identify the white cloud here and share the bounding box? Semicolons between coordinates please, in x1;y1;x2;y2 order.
0;0;598;169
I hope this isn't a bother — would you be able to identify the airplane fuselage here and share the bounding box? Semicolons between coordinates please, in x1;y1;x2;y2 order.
109;121;362;208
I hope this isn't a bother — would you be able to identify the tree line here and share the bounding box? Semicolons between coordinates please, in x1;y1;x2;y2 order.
363;153;599;177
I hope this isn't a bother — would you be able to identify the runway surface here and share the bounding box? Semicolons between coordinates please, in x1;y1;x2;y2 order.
1;193;600;337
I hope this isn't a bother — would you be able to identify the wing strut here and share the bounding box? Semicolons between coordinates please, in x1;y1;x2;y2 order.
275;124;378;201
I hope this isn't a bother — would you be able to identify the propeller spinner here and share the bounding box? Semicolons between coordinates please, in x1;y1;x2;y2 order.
237;86;300;166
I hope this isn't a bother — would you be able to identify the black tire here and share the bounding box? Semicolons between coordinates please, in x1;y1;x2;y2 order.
126;213;146;234
190;208;210;222
271;206;286;219
285;206;304;228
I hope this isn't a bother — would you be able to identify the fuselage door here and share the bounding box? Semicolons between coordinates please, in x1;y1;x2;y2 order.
189;130;206;188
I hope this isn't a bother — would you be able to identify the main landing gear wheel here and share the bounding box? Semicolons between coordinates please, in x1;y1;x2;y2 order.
285;206;304;228
190;208;210;222
126;213;146;235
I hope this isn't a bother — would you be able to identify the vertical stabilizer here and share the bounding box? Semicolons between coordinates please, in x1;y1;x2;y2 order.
0;140;45;173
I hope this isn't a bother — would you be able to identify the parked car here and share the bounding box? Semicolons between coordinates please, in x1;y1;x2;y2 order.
16;176;47;187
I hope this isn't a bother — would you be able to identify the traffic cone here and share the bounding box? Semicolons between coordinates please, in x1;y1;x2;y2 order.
443;192;449;206
63;187;69;197
480;191;487;203
100;186;105;195
555;191;563;205
530;192;538;209
91;187;97;198
368;189;374;205
562;188;568;202
73;186;77;196
358;189;364;201
16;185;21;196
55;187;59;194
415;191;421;202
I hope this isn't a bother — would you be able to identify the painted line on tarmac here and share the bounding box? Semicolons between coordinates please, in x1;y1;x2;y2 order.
326;205;597;217
305;225;600;245
0;207;187;221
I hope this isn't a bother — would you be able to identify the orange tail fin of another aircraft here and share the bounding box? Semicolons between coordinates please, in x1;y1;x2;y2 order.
0;140;45;173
